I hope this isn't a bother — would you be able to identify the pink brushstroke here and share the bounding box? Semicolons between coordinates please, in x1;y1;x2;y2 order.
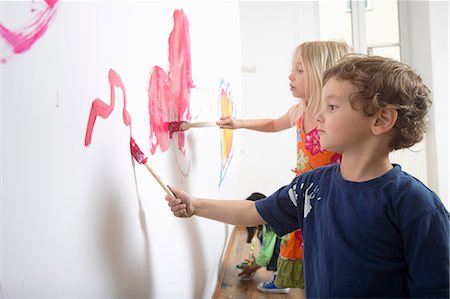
148;9;194;154
0;0;58;63
168;9;193;121
84;69;132;146
44;0;59;9
148;66;172;154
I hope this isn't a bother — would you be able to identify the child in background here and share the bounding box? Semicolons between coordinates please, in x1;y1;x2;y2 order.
235;192;266;280
235;194;259;280
235;193;288;293
218;40;351;291
166;55;450;298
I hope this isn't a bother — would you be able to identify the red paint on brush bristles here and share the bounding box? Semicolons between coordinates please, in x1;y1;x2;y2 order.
130;137;148;164
129;137;177;198
168;121;186;137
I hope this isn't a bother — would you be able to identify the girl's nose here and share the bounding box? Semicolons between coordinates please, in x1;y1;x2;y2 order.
315;110;323;123
288;72;294;81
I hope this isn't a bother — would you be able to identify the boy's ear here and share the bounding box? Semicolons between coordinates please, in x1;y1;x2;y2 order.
372;105;398;135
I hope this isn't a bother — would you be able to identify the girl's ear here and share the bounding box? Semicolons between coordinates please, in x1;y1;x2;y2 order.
372;105;398;136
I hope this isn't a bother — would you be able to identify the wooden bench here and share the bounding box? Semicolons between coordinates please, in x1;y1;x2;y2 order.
212;226;306;299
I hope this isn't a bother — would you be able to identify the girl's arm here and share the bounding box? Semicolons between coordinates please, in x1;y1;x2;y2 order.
165;186;266;226
217;111;292;132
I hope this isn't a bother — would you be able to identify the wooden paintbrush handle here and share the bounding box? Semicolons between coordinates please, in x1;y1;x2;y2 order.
189;121;217;128
144;162;174;196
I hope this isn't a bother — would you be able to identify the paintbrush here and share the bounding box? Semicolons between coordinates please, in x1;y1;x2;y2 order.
130;137;174;197
168;120;217;137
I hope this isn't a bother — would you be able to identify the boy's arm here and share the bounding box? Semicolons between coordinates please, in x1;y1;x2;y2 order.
404;207;449;297
165;186;266;226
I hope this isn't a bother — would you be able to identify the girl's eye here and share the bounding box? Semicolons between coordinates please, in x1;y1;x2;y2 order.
328;105;337;111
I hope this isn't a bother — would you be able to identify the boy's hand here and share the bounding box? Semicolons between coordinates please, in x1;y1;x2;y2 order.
165;186;195;218
217;115;239;129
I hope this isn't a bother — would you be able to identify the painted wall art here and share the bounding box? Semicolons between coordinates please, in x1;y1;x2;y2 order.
218;80;235;186
84;9;235;185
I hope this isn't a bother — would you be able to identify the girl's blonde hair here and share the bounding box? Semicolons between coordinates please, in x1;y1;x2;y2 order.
291;41;351;122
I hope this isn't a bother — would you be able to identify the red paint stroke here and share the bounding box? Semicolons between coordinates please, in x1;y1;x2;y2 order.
84;69;132;146
0;0;58;64
219;80;235;186
148;9;194;155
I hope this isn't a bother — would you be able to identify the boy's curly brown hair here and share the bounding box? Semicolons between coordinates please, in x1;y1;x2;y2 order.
323;54;432;151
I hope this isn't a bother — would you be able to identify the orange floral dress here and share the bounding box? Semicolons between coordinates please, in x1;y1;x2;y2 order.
275;116;341;288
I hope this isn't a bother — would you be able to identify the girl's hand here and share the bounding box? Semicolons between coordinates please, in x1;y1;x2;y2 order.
165;186;195;218
217;115;240;129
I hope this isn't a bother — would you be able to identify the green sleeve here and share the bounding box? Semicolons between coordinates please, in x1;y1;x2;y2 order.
255;225;277;267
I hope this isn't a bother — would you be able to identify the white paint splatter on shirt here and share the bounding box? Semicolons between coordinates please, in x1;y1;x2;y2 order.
288;183;298;207
303;182;320;218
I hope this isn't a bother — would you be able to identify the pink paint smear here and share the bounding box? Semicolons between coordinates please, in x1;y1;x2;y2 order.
0;0;59;64
84;69;132;146
84;9;193;158
148;9;194;155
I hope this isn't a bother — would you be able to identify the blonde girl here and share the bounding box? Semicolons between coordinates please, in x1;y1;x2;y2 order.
218;40;351;292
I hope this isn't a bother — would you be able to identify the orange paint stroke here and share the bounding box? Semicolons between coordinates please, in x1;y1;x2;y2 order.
219;80;235;186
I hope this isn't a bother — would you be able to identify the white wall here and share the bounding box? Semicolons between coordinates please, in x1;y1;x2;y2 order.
425;0;448;208
237;2;319;198
399;0;449;208
1;2;241;298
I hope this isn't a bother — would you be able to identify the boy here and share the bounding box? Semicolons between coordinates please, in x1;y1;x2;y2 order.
165;55;449;298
